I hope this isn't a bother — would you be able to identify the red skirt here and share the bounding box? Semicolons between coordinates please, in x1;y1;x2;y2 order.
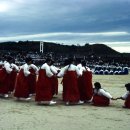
92;95;110;106
8;70;17;92
28;68;36;94
50;76;58;96
78;71;93;101
124;94;130;108
35;69;53;102
0;68;10;94
14;69;30;98
62;71;80;102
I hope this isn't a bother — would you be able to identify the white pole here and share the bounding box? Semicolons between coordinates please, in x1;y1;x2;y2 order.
40;41;44;53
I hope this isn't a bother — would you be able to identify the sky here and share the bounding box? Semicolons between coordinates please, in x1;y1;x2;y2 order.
0;0;130;53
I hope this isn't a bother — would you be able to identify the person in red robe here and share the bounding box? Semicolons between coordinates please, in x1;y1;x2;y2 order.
78;60;93;102
0;56;13;98
8;59;19;94
14;57;34;100
92;82;115;106
50;60;60;97
28;64;38;96
57;58;83;105
116;83;130;108
35;58;56;105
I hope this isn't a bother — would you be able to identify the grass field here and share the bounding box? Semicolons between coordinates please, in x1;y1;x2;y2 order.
0;74;130;130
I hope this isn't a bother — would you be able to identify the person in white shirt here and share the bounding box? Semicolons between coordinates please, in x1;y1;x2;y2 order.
76;58;82;75
28;63;39;96
50;60;60;96
92;82;115;106
35;58;56;105
14;57;34;101
0;56;13;98
8;58;19;93
57;58;83;105
78;60;93;102
116;83;130;108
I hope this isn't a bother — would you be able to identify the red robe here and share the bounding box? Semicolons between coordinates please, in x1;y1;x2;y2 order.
28;68;36;94
78;71;93;101
62;71;80;102
35;69;53;101
92;94;110;106
14;69;30;98
124;94;130;108
0;68;10;94
8;69;17;92
50;76;58;96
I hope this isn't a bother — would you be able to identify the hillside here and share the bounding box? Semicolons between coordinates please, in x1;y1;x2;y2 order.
0;41;120;57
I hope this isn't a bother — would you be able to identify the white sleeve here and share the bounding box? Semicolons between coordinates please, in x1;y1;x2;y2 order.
77;64;82;70
86;66;91;71
11;63;19;72
4;63;12;74
45;65;53;78
50;66;58;74
75;66;82;76
23;65;30;77
30;64;39;73
53;66;60;71
80;67;86;75
99;89;112;99
122;91;129;99
57;66;67;77
0;61;3;66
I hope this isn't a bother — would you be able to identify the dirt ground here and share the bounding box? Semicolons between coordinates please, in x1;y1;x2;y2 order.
0;74;130;130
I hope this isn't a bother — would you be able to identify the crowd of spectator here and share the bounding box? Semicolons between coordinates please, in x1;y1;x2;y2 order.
0;51;129;75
